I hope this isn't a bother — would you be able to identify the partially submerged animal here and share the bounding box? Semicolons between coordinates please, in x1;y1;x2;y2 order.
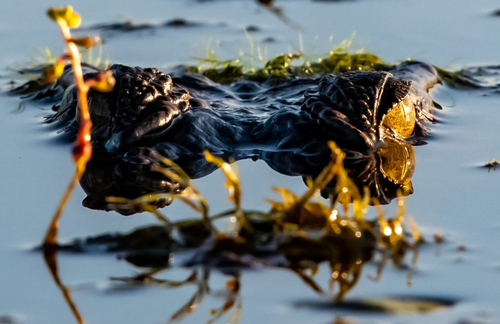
13;60;438;212
46;60;438;156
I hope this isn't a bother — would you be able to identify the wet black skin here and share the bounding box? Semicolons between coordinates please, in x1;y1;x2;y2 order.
41;61;438;213
49;61;437;154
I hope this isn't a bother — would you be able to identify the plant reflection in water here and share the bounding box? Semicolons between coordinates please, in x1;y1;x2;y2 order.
43;141;422;324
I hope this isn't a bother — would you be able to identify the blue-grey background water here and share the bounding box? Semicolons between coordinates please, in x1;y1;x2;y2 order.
0;1;499;323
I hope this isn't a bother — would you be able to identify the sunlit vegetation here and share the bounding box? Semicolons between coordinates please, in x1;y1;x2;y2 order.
40;6;115;248
187;37;500;90
39;7;115;324
12;27;496;96
187;38;391;84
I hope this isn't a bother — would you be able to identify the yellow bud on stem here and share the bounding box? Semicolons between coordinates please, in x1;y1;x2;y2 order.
69;36;101;49
41;59;64;83
88;70;116;92
47;6;81;28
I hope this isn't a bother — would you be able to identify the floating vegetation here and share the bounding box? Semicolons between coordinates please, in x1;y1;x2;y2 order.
434;231;444;244
484;159;498;172
184;36;500;90
47;141;424;324
9;46;108;86
188;49;391;84
10;29;498;97
8;43;109;116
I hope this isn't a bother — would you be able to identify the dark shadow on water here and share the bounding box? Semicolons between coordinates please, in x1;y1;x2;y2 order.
293;295;458;314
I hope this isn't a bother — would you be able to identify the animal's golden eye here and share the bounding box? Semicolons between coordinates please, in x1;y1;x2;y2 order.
378;138;416;185
382;97;415;138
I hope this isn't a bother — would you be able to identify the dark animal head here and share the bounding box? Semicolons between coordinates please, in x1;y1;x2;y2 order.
104;65;191;151
51;64;191;151
301;71;420;152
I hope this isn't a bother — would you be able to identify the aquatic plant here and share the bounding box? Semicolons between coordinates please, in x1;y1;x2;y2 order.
188;38;500;91
189;44;391;84
41;6;115;247
485;159;498;172
38;7;115;324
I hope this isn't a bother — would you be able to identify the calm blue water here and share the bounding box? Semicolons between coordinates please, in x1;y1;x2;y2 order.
0;1;499;323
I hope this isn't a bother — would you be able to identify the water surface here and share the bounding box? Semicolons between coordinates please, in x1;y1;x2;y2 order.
0;1;499;323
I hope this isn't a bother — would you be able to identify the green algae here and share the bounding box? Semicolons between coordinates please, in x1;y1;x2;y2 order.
186;41;499;90
188;50;392;84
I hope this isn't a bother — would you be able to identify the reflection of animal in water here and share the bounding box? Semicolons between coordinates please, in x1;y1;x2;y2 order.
81;136;415;215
